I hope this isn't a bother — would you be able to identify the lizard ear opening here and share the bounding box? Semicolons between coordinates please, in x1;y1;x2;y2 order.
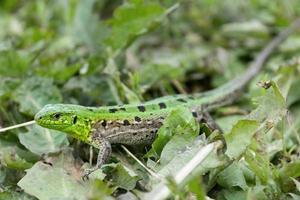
73;116;78;124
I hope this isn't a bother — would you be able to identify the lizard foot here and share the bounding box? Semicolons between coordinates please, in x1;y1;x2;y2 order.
82;167;98;181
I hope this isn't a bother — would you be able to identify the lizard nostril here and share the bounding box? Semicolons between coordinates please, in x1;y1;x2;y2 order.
39;116;42;120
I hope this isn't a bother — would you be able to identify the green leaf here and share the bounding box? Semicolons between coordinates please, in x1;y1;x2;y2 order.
186;177;206;200
224;120;259;159
105;0;164;51
0;50;31;77
0;77;20;100
71;0;109;51
279;36;300;53
18;150;92;200
0;190;35;200
217;162;248;190
292;178;300;192
249;81;286;123
159;133;196;166
244;147;270;185
0;140;38;170
155;138;226;178
64;74;118;105
109;163;140;190
88;179;114;200
220;189;247;200
277;161;300;192
13;77;62;116
18;125;69;155
221;20;269;38
149;107;199;157
216;115;244;134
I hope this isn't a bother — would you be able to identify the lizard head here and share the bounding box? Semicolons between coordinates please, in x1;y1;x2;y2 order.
35;104;92;141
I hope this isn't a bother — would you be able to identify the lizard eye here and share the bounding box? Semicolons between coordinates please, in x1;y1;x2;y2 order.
53;113;61;120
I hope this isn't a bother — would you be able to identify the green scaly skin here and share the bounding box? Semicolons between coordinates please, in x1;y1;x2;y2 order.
34;19;300;177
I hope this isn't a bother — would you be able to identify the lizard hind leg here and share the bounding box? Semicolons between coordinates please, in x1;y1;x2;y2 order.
82;137;111;180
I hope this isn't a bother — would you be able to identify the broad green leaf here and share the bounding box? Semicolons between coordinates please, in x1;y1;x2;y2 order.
0;77;20;99
72;0;109;51
159;133;196;166
0;140;38;170
216;115;244;133
287;78;300;106
149;107;199;157
88;179;114;200
221;20;269;38
18;125;69;155
105;0;164;51
0;50;31;77
116;192;139;200
249;81;286;123
155;138;225;178
279;36;300;53
144;141;226;199
289;193;300;200
277;161;300;192
64;74;118;105
217;162;248;190
13;77;62;116
225;82;288;159
0;190;35;200
220;189;247;200
135;46;209;90
186;177;206;200
108;163;140;190
244;146;270;185
224;120;259;159
18;150;94;200
247;186;269;200
35;59;82;83
292;178;300;192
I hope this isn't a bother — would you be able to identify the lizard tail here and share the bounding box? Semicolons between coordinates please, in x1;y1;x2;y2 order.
234;17;300;89
195;17;300;110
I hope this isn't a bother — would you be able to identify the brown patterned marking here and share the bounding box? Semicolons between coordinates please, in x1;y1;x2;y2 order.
109;108;118;113
91;118;163;145
192;112;198;118
158;102;167;109
134;116;141;122
123;120;130;126
101;120;107;127
177;98;187;103
137;105;146;112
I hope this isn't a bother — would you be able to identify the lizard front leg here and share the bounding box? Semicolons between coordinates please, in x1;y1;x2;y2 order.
83;136;111;180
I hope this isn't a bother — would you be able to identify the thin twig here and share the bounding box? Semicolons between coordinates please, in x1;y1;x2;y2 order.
172;79;187;94
121;145;163;180
0;120;36;133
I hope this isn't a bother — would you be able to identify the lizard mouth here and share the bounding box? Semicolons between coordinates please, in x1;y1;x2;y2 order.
35;119;71;128
34;113;71;128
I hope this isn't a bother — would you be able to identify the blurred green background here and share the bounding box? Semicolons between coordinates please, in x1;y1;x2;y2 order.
1;0;300;199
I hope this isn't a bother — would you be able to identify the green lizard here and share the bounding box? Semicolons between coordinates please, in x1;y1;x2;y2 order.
34;19;300;178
